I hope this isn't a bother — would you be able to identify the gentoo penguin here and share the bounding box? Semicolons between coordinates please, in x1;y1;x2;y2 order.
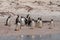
15;15;20;25
49;19;54;29
37;18;40;28
51;19;54;27
5;15;11;26
51;19;53;25
25;17;28;25
25;14;30;26
39;18;42;28
31;19;36;29
20;16;25;26
27;17;32;26
37;18;42;28
15;15;20;31
15;22;21;31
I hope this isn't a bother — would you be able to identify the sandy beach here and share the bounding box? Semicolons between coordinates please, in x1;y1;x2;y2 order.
0;14;59;36
0;0;60;37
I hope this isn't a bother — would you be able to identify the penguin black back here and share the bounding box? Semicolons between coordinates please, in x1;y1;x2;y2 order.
15;15;19;25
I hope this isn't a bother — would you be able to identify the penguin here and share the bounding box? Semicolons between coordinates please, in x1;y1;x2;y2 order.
15;15;19;25
15;15;20;31
51;19;54;27
15;22;21;31
5;15;11;26
20;16;25;26
27;17;32;26
37;18;42;28
31;19;36;29
39;18;42;28
25;17;28;25
51;19;53;24
49;19;54;29
25;14;30;26
37;18;40;28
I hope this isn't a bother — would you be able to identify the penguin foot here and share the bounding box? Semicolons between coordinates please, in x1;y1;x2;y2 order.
5;24;8;26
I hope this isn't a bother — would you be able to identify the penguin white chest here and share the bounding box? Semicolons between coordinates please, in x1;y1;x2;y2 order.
8;18;11;25
31;21;35;27
51;21;53;24
37;20;40;23
21;18;25;25
18;22;21;26
51;21;54;27
39;21;42;27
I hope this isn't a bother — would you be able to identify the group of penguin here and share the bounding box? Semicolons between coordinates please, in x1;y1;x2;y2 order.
5;14;53;31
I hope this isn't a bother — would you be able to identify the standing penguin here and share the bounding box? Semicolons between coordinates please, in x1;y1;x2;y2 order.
5;15;11;26
31;19;36;29
51;19;54;28
49;19;54;29
15;15;20;25
25;14;30;26
37;18;42;28
39;18;42;28
15;15;20;31
27;17;32;26
20;16;25;26
25;17;28;25
37;18;40;28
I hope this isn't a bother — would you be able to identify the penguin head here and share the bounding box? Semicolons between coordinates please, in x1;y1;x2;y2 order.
17;15;19;17
32;19;35;21
8;15;11;18
21;16;23;18
40;18;42;20
38;18;40;20
51;19;53;21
